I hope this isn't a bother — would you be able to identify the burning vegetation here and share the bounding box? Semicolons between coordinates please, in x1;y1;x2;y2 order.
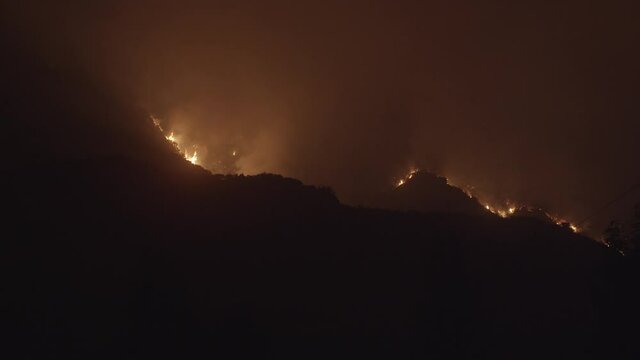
152;116;582;234
396;168;419;187
152;116;199;165
396;168;581;233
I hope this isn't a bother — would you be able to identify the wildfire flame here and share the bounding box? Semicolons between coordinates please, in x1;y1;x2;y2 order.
185;151;198;165
152;115;200;165
151;118;584;234
396;168;581;233
396;168;418;187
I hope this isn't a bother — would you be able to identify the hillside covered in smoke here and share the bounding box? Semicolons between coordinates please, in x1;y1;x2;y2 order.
3;0;640;234
3;37;640;359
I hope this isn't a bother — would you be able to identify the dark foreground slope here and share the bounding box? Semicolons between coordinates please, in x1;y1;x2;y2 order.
4;156;639;359
2;42;640;360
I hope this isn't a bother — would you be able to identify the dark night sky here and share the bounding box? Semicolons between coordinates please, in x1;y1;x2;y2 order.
3;0;640;233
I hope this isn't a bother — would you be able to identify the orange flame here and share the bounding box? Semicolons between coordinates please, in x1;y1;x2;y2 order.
151;115;200;166
395;167;581;233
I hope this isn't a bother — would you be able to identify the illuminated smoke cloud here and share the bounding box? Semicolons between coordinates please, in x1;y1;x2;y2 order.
5;1;639;236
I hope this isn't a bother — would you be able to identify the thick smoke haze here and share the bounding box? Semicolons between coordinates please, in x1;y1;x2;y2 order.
4;1;640;232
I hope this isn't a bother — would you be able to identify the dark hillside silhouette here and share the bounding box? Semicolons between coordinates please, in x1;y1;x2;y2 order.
372;170;486;215
2;39;639;360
